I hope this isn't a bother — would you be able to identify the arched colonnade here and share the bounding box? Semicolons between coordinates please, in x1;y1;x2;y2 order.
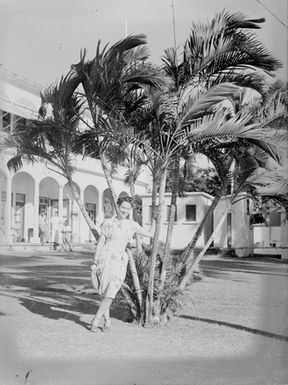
0;170;127;244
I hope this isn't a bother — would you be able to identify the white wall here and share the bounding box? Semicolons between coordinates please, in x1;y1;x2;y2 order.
0;149;150;244
142;192;214;249
214;193;253;257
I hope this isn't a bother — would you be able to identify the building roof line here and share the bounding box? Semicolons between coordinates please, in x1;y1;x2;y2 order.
0;96;38;115
0;66;44;89
0;66;44;96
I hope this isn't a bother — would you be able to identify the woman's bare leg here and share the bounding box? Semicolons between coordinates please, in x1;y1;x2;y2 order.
96;297;112;319
104;308;111;329
91;297;112;331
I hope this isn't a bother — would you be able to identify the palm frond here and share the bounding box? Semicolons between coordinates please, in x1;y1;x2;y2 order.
122;64;165;89
6;155;25;172
104;34;147;63
246;167;288;195
39;71;82;118
0;131;17;150
179;112;287;152
210;71;268;96
182;10;280;83
245;139;286;165
124;45;150;62
180;82;241;125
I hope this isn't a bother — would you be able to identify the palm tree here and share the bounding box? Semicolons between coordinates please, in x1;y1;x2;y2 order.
125;83;248;323
160;8;282;263
146;10;284;303
66;35;166;312
128;84;287;321
38;35;164;213
97;13;285;324
0;74;100;239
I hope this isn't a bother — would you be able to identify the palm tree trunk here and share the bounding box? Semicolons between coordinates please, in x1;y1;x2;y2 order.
180;181;228;268
67;178;100;240
145;168;167;325
128;177;141;251
100;153;119;213
159;156;180;290
126;247;143;313
150;170;158;245
153;157;180;323
178;204;231;290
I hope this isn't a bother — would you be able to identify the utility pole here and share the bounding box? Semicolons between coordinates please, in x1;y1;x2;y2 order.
171;1;177;51
125;18;128;38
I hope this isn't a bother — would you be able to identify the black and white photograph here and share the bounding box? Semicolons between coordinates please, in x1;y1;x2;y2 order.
0;0;287;384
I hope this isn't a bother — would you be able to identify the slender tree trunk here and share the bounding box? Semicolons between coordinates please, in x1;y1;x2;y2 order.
126;247;143;315
67;178;100;240
178;204;231;290
100;153;119;213
128;178;143;259
153;157;180;323
145;168;167;325
159;156;180;289
150;170;158;245
180;182;228;268
130;180;136;200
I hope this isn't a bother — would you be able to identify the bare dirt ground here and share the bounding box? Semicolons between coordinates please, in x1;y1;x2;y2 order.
0;250;287;385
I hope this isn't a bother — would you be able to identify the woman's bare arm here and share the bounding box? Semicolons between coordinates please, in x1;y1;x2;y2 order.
135;220;156;239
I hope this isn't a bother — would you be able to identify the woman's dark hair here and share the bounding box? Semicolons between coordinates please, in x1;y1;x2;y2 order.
117;195;135;207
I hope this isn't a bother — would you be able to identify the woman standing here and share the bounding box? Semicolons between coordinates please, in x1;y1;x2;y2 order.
90;196;154;332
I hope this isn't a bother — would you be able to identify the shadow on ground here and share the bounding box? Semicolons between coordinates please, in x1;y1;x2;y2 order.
179;314;288;342
0;252;129;330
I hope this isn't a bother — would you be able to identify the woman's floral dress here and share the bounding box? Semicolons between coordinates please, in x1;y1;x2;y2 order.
95;217;144;299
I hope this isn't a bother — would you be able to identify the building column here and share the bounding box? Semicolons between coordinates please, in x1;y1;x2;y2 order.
78;188;85;243
281;209;288;260
97;190;104;224
32;180;40;243
58;185;64;219
5;174;12;243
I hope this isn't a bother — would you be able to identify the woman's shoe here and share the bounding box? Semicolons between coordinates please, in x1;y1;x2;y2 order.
90;317;101;333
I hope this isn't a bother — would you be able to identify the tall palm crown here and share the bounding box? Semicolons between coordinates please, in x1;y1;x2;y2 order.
180;11;280;87
155;10;282;177
5;73;84;176
70;34;164;123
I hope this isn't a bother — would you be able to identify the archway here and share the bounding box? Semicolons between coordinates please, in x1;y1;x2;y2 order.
84;185;99;242
102;188;115;219
39;177;60;242
84;185;99;220
63;182;81;243
39;176;59;215
12;172;35;242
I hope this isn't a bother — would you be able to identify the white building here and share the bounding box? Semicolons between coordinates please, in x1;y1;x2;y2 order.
142;192;214;250
142;192;286;259
0;68;150;246
1;68;286;258
215;194;286;259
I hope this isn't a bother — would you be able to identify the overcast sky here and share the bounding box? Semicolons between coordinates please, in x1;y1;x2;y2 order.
0;0;287;87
